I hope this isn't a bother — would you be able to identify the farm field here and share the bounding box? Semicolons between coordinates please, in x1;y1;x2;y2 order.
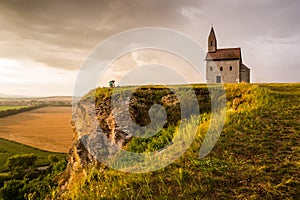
0;106;73;153
0;106;30;112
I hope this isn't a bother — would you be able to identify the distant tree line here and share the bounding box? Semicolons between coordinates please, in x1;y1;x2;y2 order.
0;106;43;118
0;100;38;106
0;100;71;107
43;101;72;107
0;100;72;118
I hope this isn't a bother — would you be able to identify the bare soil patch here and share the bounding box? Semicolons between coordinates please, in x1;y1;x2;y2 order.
0;107;73;153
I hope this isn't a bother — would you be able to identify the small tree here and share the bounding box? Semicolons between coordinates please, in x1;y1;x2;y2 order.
48;155;59;163
6;154;37;178
0;179;25;200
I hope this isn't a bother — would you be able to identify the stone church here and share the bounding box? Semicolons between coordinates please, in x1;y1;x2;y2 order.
205;27;250;83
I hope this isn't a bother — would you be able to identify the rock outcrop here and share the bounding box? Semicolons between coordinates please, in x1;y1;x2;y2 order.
61;86;210;190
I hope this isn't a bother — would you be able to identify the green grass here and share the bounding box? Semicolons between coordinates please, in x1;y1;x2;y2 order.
0;106;30;112
61;83;300;199
0;138;66;172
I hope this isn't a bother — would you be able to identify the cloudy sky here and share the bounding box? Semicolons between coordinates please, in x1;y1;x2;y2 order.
0;0;299;96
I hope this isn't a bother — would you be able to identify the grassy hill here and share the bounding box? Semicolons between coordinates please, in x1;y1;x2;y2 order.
0;138;66;173
2;83;295;199
58;83;300;199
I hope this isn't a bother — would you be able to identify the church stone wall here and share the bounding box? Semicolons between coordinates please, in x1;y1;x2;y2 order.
240;67;250;83
206;60;240;83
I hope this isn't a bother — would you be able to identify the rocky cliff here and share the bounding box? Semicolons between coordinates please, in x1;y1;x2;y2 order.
61;86;211;190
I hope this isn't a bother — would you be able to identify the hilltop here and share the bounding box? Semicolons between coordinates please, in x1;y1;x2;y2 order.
55;83;299;199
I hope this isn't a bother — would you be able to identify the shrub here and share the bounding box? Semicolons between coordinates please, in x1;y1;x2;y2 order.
0;174;11;188
6;154;37;172
0;179;25;200
48;155;59;163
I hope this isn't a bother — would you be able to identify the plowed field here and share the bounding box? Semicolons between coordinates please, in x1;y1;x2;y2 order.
0;107;73;153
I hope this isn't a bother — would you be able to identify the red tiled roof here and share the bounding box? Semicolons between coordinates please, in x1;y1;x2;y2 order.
206;48;241;61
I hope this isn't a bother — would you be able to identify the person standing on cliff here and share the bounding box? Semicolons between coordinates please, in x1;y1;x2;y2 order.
109;80;115;88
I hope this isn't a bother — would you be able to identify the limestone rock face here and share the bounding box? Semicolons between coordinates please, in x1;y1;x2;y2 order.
61;86;210;189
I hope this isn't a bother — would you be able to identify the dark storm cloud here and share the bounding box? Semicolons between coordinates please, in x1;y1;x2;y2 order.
0;0;299;82
0;0;197;70
202;0;300;42
0;0;112;69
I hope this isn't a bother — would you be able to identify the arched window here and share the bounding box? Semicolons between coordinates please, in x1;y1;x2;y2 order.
230;66;233;71
210;67;213;71
216;76;221;83
220;66;223;71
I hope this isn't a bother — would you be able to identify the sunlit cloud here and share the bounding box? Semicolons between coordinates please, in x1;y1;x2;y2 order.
0;58;77;96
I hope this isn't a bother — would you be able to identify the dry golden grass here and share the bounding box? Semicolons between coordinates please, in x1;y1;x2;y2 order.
0;107;73;153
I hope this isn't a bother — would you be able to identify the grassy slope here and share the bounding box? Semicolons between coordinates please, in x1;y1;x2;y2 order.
0;138;66;172
62;83;299;199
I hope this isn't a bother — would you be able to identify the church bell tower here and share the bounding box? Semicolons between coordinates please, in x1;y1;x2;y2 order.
208;27;217;52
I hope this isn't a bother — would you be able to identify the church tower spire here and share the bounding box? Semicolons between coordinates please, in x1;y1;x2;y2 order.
208;27;217;52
